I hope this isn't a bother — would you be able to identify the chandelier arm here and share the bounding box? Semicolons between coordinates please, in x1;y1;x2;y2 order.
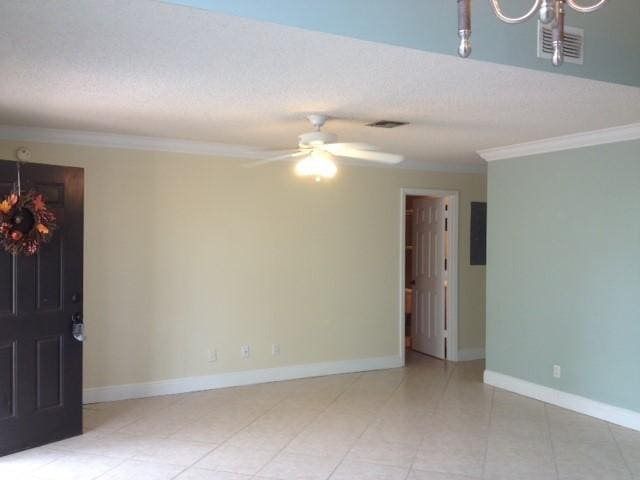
565;0;608;13
489;0;542;24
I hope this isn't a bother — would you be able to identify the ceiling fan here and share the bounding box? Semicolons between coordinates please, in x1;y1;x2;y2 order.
244;115;404;181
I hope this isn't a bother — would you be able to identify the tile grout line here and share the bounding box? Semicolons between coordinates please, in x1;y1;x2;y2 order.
217;378;341;475
431;360;458;413
250;371;365;479
479;380;495;480
97;390;246;479
407;358;459;479
607;421;635;478
165;442;221;480
544;403;561;480
175;384;297;477
85;457;128;480
160;386;286;479
101;393;188;437
103;378;318;479
18;447;69;477
323;366;411;480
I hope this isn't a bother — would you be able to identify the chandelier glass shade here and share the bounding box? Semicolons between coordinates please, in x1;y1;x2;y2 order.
457;0;609;66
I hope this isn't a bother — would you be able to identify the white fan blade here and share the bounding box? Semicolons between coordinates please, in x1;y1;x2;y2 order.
323;144;403;164
323;142;377;151
243;150;308;168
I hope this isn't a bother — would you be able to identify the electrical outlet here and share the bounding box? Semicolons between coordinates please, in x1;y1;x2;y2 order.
272;344;280;356
553;365;561;378
207;348;217;363
241;345;251;359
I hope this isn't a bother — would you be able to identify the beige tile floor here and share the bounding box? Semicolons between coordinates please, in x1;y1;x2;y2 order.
1;352;639;480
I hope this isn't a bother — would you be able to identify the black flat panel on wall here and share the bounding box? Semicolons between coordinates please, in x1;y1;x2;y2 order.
0;342;16;419
470;202;487;266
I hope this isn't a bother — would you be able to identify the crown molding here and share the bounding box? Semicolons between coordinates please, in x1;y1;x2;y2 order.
342;158;486;175
0;124;486;174
477;123;640;162
397;159;486;175
0;124;268;159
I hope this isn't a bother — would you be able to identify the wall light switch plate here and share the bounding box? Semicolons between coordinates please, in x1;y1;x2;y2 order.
207;349;217;363
272;344;280;356
241;345;251;359
553;365;561;378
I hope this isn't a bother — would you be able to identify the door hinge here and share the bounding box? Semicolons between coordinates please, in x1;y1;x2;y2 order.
444;258;448;271
445;217;448;232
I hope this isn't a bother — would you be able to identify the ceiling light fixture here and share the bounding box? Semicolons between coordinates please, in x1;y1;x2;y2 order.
294;149;338;182
457;0;609;66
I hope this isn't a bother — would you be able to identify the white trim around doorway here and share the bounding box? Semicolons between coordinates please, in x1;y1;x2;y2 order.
399;188;460;364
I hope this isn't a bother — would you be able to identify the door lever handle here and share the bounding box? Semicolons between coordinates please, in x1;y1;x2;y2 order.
71;313;85;342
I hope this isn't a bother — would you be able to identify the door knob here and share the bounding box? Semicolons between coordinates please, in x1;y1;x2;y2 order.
71;313;85;342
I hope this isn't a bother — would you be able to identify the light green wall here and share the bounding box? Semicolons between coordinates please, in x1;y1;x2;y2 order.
487;140;640;412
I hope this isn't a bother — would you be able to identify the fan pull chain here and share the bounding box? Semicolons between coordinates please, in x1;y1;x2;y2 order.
16;159;22;196
14;146;32;196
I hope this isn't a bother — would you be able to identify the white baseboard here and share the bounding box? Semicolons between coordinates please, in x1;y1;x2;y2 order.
83;355;403;404
456;348;485;361
484;370;640;432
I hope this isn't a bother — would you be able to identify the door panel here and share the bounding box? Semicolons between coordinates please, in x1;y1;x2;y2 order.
36;234;63;311
411;196;446;359
36;335;63;410
0;255;13;314
0;159;84;456
0;342;16;419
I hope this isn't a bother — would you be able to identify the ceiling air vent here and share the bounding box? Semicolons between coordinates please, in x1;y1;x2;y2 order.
366;120;409;128
537;21;584;65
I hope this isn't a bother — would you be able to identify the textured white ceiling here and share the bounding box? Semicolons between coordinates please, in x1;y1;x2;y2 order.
1;0;639;171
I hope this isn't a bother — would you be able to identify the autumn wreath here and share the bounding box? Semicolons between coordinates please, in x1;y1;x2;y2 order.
0;190;57;255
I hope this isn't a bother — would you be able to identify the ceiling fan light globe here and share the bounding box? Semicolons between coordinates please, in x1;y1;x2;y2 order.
295;150;337;180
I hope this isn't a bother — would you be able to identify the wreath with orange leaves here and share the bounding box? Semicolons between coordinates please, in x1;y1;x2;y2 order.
0;190;57;255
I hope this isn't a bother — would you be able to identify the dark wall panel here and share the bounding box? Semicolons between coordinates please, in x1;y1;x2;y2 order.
470;202;487;266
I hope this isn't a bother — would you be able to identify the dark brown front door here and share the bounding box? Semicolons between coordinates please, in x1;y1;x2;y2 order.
0;159;84;456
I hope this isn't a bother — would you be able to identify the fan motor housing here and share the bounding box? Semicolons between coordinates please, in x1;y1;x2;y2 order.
298;131;337;148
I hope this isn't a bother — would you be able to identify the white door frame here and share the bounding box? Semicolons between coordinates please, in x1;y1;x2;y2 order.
399;188;459;364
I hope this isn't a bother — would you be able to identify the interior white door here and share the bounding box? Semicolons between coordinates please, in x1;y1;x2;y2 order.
411;196;446;359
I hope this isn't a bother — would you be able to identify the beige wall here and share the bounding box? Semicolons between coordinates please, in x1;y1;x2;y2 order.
0;140;486;389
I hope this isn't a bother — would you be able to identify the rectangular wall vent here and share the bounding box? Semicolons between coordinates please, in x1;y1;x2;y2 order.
366;120;409;128
537;21;584;65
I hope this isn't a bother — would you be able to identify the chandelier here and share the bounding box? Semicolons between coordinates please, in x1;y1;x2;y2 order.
457;0;609;66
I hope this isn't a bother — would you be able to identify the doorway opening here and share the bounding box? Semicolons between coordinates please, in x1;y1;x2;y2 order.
400;189;459;364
